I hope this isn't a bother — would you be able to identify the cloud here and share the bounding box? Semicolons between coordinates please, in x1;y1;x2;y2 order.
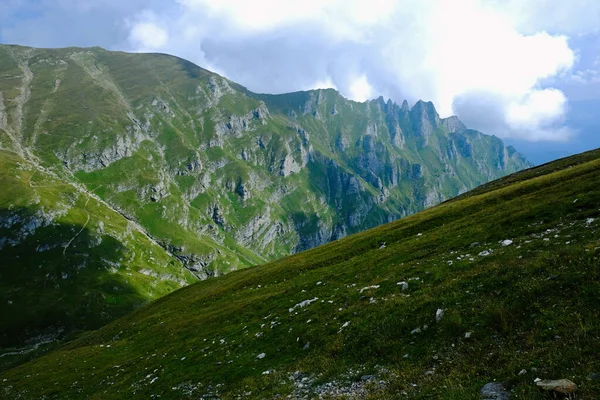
127;0;579;141
4;0;599;141
127;12;169;51
504;0;600;36
349;75;374;102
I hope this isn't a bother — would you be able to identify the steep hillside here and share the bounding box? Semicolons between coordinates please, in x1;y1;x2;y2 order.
0;44;529;279
0;43;529;353
0;149;195;349
2;149;598;399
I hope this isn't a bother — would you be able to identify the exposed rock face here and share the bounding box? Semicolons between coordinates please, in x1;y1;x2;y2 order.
0;44;531;276
410;100;440;146
441;116;467;133
280;154;302;177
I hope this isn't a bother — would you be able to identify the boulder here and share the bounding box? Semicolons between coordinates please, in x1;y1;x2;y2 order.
535;379;577;397
480;382;509;400
436;308;445;322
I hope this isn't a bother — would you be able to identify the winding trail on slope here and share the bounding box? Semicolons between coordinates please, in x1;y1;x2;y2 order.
63;195;90;255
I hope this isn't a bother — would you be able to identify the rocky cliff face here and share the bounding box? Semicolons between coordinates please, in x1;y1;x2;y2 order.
0;45;530;281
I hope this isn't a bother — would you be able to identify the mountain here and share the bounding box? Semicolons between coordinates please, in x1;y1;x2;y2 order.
0;44;528;346
2;148;598;399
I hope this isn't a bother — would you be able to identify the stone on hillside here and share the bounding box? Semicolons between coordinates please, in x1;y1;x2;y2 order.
480;382;509;400
501;239;513;246
436;308;444;322
535;379;577;396
397;281;408;291
464;332;472;339
479;250;491;256
359;285;380;294
257;353;266;359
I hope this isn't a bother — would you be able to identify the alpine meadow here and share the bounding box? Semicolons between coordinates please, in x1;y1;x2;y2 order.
0;42;598;400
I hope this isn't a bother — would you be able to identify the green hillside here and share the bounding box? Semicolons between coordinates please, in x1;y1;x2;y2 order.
0;43;530;348
0;149;195;350
2;149;598;399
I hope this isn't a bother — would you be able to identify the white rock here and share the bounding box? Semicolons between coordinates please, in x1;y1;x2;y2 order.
359;285;380;294
518;369;527;376
479;250;491;257
501;239;513;247
289;297;319;312
338;321;350;333
464;332;472;339
436;308;445;322
257;353;266;359
397;281;409;291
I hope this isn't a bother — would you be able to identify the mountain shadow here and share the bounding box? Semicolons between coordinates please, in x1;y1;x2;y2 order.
0;206;146;348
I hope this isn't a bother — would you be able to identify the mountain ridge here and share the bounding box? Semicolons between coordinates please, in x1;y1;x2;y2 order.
0;43;529;347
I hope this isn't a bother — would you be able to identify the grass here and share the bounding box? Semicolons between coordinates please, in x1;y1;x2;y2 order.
1;149;599;399
0;150;195;351
0;43;531;284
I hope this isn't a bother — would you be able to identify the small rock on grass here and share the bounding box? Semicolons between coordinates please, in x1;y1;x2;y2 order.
435;308;444;322
535;379;577;396
480;382;509;400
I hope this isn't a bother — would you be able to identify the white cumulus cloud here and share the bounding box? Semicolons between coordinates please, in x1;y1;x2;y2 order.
127;12;169;51
120;0;594;141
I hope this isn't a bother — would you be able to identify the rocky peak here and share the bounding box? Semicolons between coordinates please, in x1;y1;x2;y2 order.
410;100;440;145
411;100;439;122
400;99;410;113
441;116;467;133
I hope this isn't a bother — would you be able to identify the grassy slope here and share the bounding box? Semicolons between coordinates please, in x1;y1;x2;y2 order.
2;149;599;399
0;150;195;362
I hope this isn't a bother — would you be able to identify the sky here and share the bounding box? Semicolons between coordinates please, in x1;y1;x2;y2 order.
1;0;599;164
